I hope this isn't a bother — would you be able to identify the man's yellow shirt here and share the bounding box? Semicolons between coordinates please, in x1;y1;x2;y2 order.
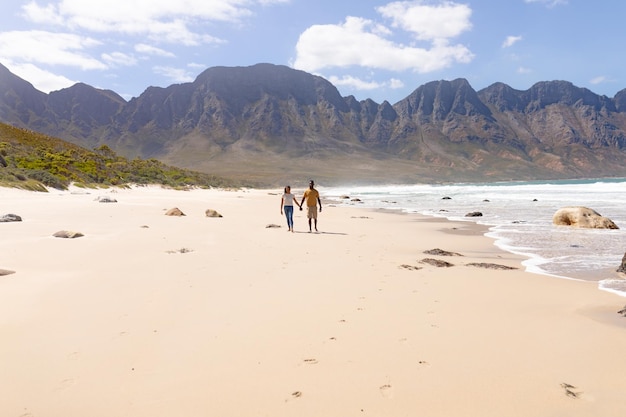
303;188;319;206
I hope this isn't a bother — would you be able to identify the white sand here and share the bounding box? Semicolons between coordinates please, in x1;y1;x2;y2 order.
1;185;625;417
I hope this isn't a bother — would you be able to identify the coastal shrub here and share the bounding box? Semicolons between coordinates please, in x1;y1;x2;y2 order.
16;179;48;192
0;121;245;190
28;170;67;189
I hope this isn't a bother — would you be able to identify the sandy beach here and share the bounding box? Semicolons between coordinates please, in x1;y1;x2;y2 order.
1;185;625;417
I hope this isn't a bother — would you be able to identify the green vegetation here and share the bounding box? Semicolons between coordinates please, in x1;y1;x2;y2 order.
0;123;245;191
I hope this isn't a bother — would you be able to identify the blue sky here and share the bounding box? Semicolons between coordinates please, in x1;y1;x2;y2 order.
1;0;625;104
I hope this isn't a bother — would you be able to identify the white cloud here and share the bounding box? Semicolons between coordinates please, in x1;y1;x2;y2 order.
20;1;64;25
20;0;252;44
153;66;196;83
590;76;608;85
388;78;405;89
135;43;176;58
376;1;472;41
0;30;105;70
3;61;76;93
187;62;207;69
502;35;522;48
102;51;138;67
328;75;386;91
293;16;473;74
524;0;568;7
257;0;291;4
517;66;532;74
327;75;406;92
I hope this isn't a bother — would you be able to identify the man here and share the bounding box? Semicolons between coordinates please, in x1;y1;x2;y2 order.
300;179;322;232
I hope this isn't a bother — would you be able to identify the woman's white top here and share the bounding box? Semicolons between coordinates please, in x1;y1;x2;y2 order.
282;193;295;206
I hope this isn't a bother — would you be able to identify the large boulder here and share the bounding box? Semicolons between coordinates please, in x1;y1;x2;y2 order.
552;207;619;229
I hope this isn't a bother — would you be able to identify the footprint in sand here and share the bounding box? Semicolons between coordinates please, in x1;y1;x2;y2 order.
67;351;80;360
379;384;394;399
55;378;76;392
561;382;582;399
285;391;303;402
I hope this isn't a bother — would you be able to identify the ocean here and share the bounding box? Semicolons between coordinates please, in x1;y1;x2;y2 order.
323;178;626;297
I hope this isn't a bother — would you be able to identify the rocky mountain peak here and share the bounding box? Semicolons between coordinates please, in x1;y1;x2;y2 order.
193;63;348;112
394;78;492;121
2;62;626;184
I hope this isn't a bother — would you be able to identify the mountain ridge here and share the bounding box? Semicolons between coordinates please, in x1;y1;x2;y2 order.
2;62;626;186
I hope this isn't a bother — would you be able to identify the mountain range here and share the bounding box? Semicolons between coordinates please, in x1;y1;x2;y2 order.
2;62;626;186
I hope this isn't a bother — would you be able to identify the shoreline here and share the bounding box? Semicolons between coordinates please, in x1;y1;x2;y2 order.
323;180;626;294
369;201;626;292
2;185;626;417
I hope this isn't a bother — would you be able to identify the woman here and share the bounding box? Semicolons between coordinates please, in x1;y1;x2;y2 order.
280;185;301;232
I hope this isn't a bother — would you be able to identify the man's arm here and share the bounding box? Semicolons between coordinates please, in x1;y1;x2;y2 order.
300;190;307;207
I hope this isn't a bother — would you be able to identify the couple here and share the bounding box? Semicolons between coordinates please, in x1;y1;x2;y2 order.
280;180;322;233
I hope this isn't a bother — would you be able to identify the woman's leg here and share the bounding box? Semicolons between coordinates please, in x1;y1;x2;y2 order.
284;205;294;230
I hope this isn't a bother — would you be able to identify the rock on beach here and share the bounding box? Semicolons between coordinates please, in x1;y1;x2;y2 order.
552;206;619;229
53;230;84;239
165;208;185;216
205;209;223;218
0;213;22;222
96;196;118;203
